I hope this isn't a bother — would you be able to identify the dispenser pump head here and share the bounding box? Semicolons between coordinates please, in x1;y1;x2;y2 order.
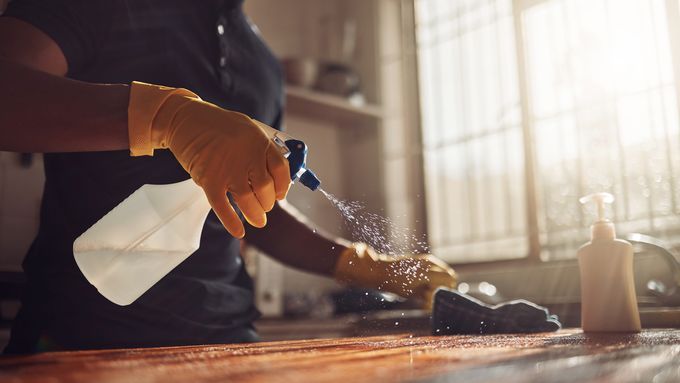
579;192;616;240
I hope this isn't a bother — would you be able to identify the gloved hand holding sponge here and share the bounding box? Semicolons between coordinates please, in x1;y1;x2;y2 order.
333;243;458;309
127;81;291;239
333;243;562;334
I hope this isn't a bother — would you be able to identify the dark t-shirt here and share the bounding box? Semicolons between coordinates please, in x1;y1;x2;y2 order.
3;0;283;353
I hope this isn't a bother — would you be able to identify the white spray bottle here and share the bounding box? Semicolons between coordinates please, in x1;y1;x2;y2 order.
577;193;641;332
73;126;321;306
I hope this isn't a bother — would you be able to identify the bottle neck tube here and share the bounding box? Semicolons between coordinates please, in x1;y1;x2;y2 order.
591;221;615;240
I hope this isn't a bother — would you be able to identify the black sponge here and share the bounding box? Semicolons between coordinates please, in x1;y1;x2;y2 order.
432;288;561;335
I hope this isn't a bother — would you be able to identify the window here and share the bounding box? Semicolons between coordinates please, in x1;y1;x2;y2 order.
416;0;680;263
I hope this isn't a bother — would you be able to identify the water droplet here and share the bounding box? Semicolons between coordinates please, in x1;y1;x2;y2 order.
320;190;433;282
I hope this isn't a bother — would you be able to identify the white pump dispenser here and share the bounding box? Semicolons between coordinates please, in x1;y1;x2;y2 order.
577;193;641;332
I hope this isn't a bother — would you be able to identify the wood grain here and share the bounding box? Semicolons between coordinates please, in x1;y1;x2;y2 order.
0;329;678;383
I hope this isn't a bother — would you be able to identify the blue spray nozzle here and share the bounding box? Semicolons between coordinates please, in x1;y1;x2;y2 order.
284;139;321;191
299;169;321;191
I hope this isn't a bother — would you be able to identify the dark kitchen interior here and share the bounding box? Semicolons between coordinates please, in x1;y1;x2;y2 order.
0;0;679;382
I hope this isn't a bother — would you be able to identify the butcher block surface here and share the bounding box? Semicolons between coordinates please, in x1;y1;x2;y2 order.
0;329;679;382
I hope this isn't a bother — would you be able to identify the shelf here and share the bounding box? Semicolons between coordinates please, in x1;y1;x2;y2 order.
285;86;383;124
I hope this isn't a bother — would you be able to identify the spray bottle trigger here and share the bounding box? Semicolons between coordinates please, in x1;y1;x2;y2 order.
284;139;307;180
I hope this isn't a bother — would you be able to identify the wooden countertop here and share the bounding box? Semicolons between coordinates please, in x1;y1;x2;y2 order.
0;329;678;383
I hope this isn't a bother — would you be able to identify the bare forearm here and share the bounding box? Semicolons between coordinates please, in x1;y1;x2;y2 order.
0;58;129;152
245;201;349;277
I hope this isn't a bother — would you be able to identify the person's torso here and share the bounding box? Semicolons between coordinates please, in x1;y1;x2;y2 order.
22;0;283;350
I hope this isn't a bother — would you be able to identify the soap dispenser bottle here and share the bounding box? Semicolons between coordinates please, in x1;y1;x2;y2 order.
577;193;641;332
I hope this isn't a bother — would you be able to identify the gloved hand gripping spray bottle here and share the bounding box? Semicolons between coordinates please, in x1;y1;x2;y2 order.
73;127;320;306
577;193;641;332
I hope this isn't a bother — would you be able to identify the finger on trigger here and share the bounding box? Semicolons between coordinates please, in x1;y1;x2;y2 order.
232;188;267;228
205;188;245;238
249;170;276;212
266;143;291;200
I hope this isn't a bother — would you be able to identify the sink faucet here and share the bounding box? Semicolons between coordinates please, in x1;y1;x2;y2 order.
626;233;680;306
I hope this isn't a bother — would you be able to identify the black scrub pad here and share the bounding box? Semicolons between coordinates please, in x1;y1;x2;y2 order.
431;288;561;335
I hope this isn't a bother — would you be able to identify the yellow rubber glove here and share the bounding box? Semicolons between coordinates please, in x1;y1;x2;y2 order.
127;81;290;238
334;243;457;310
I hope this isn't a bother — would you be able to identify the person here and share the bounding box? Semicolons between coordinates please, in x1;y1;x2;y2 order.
0;0;457;354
